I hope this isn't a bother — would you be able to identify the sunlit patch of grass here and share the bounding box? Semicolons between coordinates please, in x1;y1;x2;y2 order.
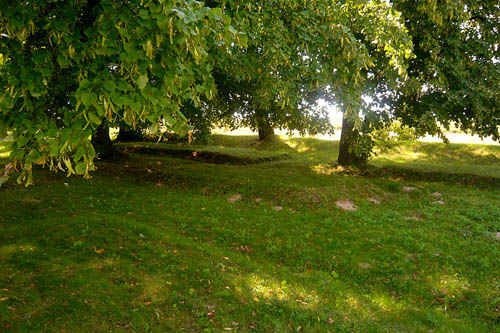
373;141;500;179
370;292;407;313
0;243;37;261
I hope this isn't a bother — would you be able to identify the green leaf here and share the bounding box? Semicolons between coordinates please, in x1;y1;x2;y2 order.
75;162;86;175
81;92;98;107
103;80;116;92
88;112;102;125
57;54;70;67
137;75;148;90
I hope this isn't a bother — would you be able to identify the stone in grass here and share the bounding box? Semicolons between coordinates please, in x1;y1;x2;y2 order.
496;232;500;241
336;200;357;211
431;192;442;197
227;193;242;203
255;198;263;204
402;186;417;192
272;206;284;211
433;200;445;205
367;198;381;204
404;216;423;221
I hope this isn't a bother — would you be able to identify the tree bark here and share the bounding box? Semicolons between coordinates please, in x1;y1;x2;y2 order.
337;112;362;167
256;108;274;141
257;122;274;141
91;124;126;161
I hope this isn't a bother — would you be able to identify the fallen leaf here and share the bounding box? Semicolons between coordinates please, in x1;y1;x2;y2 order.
0;297;8;301
431;192;442;197
272;206;283;211
367;198;380;204
94;247;104;254
235;245;253;253
433;200;445;205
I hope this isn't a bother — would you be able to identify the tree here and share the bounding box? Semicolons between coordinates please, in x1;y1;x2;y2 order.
336;0;500;166
393;0;500;140
209;0;412;149
0;0;414;183
0;0;237;184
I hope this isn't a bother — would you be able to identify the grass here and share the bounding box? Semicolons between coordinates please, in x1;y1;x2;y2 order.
1;135;500;331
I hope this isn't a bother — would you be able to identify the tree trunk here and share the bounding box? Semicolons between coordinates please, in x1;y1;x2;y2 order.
116;125;144;142
256;108;274;141
91;124;126;161
337;112;362;167
258;122;274;141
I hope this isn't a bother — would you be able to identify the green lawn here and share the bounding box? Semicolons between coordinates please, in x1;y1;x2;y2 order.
1;135;500;331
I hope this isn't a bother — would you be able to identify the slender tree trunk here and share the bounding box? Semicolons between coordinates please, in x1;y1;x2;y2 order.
337;112;361;167
91;124;126;161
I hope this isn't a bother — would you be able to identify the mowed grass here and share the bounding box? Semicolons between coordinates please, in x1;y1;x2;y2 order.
0;135;500;332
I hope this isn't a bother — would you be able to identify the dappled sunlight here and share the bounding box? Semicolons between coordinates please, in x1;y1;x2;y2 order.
369;292;407;313
81;257;119;271
0;243;37;260
426;273;472;309
312;163;347;175
233;273;320;308
282;138;317;153
244;273;322;308
375;150;428;163
227;269;428;326
0;141;11;158
375;142;500;165
138;275;173;304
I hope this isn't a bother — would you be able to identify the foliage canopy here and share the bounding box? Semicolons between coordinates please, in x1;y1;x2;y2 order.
0;0;238;184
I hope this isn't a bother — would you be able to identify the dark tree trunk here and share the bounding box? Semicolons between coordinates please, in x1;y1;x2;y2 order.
91;124;126;161
337;112;362;167
116;125;144;142
256;108;274;141
258;122;274;141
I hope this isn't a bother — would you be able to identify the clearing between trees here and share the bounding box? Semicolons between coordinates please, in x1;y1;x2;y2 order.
1;135;499;331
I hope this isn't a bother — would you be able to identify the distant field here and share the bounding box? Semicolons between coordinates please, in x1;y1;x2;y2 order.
213;127;500;145
1;134;500;331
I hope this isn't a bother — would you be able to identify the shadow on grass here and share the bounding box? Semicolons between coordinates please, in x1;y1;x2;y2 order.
0;184;496;331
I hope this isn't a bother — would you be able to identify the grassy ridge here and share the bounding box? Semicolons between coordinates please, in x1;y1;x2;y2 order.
0;135;499;331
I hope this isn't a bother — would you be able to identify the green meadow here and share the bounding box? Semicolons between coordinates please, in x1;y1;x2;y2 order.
1;135;500;331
